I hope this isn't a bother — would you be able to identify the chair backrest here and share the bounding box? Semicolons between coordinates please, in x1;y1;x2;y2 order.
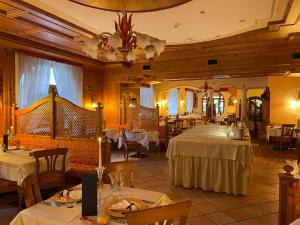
157;125;169;144
103;161;135;187
121;128;129;149
21;173;42;208
278;165;299;225
281;124;295;137
126;200;192;225
174;119;184;130
33;148;68;189
295;128;300;144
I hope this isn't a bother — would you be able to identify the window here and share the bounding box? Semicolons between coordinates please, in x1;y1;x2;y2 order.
49;66;56;85
140;85;154;108
186;91;193;113
202;92;224;114
16;53;83;108
168;89;179;115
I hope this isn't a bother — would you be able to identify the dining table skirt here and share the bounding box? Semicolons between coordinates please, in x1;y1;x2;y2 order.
170;155;251;195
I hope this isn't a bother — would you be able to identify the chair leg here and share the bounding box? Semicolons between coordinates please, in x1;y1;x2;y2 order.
17;186;23;210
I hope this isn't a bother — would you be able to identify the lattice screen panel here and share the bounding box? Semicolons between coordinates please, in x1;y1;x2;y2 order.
139;106;159;129
126;103;158;129
16;102;51;135
56;102;97;139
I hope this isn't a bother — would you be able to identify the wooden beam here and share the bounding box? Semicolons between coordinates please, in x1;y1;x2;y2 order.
18;27;43;36
5;9;27;18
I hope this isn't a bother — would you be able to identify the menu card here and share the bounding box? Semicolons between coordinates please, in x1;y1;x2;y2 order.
82;172;97;216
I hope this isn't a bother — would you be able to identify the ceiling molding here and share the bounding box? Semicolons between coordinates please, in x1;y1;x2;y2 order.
69;0;192;13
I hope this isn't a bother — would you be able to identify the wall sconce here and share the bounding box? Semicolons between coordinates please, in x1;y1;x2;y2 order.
289;91;300;108
180;100;185;105
228;96;237;106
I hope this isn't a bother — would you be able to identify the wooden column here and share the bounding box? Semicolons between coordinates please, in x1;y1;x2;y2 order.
49;89;56;139
156;104;160;126
2;49;15;132
96;103;103;137
10;103;17;135
241;87;247;121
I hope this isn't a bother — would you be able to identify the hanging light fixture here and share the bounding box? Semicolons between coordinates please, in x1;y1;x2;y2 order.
81;11;166;62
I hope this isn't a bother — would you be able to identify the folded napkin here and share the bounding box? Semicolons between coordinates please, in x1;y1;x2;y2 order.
69;190;82;200
227;127;242;140
62;189;82;200
110;200;138;211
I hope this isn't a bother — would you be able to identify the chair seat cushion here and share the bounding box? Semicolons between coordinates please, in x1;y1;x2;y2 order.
0;178;17;193
67;163;97;178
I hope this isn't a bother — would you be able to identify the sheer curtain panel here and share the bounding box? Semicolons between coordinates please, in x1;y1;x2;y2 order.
186;91;193;113
16;53;51;108
168;89;179;115
140;85;154;108
52;62;83;106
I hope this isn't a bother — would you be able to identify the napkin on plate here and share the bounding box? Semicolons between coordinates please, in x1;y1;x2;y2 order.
69;190;82;200
110;200;138;211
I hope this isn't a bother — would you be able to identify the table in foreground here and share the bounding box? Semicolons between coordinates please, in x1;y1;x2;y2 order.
10;184;171;225
167;126;254;195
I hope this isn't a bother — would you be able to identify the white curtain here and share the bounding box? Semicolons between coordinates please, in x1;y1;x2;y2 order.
140;85;154;108
16;53;51;108
186;91;194;113
168;89;179;115
52;62;83;106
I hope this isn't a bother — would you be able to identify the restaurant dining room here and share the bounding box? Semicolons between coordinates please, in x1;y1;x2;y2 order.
1;0;300;225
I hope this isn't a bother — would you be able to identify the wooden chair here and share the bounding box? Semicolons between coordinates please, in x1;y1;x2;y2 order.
157;125;169;151
257;122;268;150
273;124;295;151
278;165;300;225
33;148;68;190
0;178;21;208
126;200;192;225
174;119;184;133
103;161;135;188
21;173;42;208
187;118;196;128
121;128;144;161
295;129;300;165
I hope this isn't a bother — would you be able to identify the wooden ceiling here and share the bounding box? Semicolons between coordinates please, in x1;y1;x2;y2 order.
0;0;299;81
0;0;103;69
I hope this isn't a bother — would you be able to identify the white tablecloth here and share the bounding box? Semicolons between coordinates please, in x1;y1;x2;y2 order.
103;128;119;142
118;130;159;150
0;149;69;185
291;219;300;225
10;184;171;225
167;125;254;195
266;126;296;140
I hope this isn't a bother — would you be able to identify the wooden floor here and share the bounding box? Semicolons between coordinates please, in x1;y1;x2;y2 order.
2;143;299;225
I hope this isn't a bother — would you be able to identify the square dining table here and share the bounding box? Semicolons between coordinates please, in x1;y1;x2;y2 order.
167;124;254;195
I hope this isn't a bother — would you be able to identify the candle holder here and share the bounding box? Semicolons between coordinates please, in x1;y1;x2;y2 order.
95;166;105;205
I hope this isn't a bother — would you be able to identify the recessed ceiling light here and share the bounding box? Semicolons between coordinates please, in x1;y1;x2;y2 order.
200;10;206;14
173;22;181;28
239;19;246;23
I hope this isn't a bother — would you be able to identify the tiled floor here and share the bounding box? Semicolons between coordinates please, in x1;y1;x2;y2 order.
111;143;299;225
2;143;299;225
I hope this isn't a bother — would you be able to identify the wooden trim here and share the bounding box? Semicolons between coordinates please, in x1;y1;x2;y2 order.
0;31;105;66
16;49;83;68
3;0;96;37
